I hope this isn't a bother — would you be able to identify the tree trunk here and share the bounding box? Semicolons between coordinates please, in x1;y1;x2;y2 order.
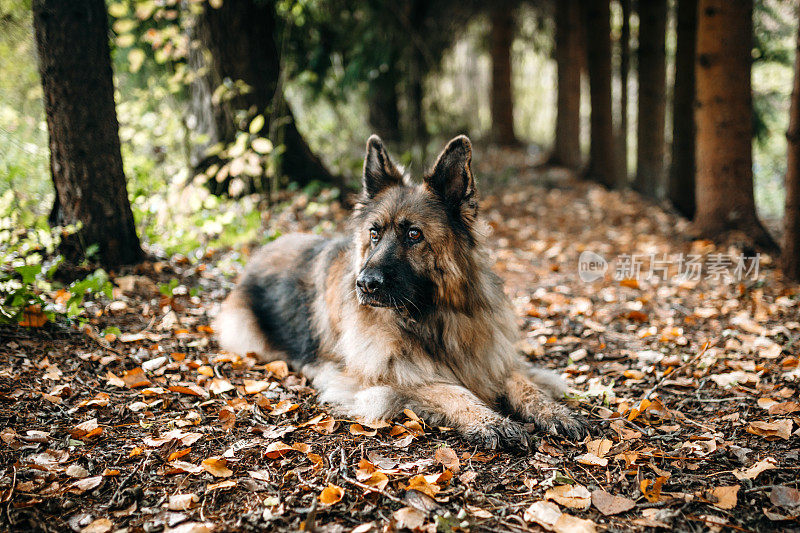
553;0;582;169
668;0;698;218
633;0;667;198
783;19;800;280
694;0;776;249
367;69;401;142
489;4;518;146
195;0;341;193
582;0;616;188
616;0;631;185
33;0;143;267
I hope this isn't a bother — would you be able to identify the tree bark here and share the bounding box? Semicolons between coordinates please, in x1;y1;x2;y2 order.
633;0;667;198
195;0;341;193
553;0;582;169
489;4;518;146
668;0;698;218
783;19;800;280
694;0;776;249
33;0;143;267
582;0;616;188
616;0;631;185
367;69;401;143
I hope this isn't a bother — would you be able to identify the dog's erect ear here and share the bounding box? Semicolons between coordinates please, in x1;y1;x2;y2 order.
363;135;403;198
424;135;477;217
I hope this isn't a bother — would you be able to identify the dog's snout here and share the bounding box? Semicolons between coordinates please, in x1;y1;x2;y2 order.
356;270;384;294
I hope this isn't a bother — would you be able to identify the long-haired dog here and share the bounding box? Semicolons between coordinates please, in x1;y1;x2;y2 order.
215;135;588;450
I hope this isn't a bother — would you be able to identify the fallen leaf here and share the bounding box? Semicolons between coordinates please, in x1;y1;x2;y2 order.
68;475;103;494
122;367;151;388
591;490;635;516
707;485;739;510
641;477;667;503
269;400;298;416
243;379;270;395
545;484;591;510
733;457;777;481
406;474;440;498
770;485;800;511
434;447;460;472
206;480;236;492
66;464;90;479
586;438;613;457
169;384;210;398
81;518;112;533
168;493;199;511
19;305;47;328
393;507;426;529
747;420;793;440
349;423;377;437
265;360;289;379
209;378;235;395
247;470;270;482
201;457;233;477
524;500;596;533
319;483;344;505
575;453;608;467
106;371;126;387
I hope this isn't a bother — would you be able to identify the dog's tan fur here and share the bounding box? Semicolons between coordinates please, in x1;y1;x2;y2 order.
215;135;587;449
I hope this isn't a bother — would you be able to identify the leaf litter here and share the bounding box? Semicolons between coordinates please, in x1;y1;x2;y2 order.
0;158;798;531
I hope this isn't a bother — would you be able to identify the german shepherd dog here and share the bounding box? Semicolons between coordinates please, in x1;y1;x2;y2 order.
215;135;588;450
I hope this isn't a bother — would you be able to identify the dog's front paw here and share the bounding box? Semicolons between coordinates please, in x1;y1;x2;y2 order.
526;404;591;441
465;419;530;452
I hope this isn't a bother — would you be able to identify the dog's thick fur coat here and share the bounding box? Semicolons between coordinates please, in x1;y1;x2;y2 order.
215;135;588;450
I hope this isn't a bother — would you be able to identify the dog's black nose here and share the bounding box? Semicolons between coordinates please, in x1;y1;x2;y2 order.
356;271;383;294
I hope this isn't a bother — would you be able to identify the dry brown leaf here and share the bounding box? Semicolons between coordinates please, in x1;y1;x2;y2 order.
122;367;151;388
201;457;233;477
209;378;235;395
362;471;389;492
545;484;591;510
586;438;613;457
406;474;440;498
206;480;236;492
169;384;209;398
733;457;778;480
247;470;270;482
243;379;270;395
19;305;47;328
641;477;668;503
591;490;635;516
68;475;103;494
707;485;739;510
167;448;192;462
434;447;460;472
80;518;112;533
746;420;793;440
265;360;289;379
349;423;377;437
524;500;596;533
393;507;426;530
269;400;298;416
575;453;608;467
319;483;344;505
770;485;800;511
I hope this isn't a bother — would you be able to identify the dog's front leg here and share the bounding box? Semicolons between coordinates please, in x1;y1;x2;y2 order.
403;382;529;451
505;371;589;440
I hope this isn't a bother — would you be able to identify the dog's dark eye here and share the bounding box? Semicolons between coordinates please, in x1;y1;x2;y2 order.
407;228;422;243
369;229;379;243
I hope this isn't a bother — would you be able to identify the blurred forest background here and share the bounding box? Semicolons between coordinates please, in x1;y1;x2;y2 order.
0;0;799;316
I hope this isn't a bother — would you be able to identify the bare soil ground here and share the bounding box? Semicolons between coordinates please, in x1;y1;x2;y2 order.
1;152;799;532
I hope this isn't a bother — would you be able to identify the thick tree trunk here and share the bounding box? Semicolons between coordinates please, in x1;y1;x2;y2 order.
783;20;800;281
489;4;518;146
633;0;667;198
668;0;698;218
616;0;631;185
582;0;616;188
367;69;401;142
694;0;776;249
33;0;143;267
553;0;582;169
195;0;341;193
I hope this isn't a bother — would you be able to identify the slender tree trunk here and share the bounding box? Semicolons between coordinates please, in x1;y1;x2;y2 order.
633;0;667;198
783;19;800;281
33;0;143;267
694;0;776;249
582;0;616;187
668;0;698;218
405;0;428;147
616;0;631;185
553;0;582;169
195;0;341;193
367;69;401;142
489;4;518;146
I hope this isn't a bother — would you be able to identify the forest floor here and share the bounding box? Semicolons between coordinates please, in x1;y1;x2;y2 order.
1;149;799;533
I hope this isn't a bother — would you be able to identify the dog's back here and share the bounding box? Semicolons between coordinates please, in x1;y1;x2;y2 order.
214;233;348;367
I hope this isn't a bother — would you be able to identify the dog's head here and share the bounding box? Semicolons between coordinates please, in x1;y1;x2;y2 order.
351;135;481;315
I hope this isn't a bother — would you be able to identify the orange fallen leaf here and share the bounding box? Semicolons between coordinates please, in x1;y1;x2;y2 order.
168;448;192;462
201;457;233;478
707;485;739;510
746;420;793;440
406;474;440;498
319;484;344;505
128;447;144;458
545;484;591;510
169;384;209;398
350;424;377;437
434;446;460;472
265;360;289;379
641;477;667;503
122;368;151;389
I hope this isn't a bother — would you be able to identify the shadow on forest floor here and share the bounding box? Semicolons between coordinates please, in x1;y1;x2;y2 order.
1;149;799;532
